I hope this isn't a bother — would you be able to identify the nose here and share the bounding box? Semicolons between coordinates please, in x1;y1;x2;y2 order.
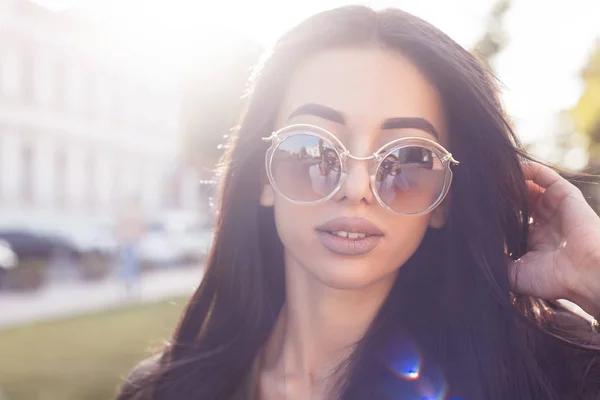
333;155;375;205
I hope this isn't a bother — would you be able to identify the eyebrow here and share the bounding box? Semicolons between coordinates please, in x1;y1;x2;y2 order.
287;103;439;139
288;103;346;124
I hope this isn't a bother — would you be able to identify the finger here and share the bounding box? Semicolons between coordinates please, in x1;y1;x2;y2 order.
525;180;552;225
507;254;565;300
507;256;541;298
522;162;584;219
525;180;544;211
521;161;563;189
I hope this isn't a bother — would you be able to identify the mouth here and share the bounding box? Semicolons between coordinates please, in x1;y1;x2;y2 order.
315;217;384;256
326;231;371;239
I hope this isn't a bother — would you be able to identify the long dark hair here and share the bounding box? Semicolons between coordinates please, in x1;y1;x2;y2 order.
118;6;600;399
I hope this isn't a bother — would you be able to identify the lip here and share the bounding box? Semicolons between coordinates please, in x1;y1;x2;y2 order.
316;217;384;236
315;217;384;256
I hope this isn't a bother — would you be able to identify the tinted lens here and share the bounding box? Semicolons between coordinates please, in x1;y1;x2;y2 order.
270;133;342;202
375;146;447;213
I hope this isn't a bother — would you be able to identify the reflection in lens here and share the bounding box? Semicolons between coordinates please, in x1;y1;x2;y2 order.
270;133;341;202
375;146;446;214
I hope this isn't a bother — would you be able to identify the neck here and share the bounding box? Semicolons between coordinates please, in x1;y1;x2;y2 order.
261;251;397;397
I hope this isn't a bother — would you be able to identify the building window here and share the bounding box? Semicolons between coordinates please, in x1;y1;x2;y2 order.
55;150;66;208
1;50;23;99
21;144;33;205
21;50;35;105
65;62;86;115
85;154;96;209
112;75;124;125
54;59;66;111
0;134;3;203
33;51;55;107
93;73;110;121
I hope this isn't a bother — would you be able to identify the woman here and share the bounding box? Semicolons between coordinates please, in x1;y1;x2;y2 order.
117;6;600;400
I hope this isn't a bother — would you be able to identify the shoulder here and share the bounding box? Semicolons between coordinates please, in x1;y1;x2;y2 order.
117;354;163;400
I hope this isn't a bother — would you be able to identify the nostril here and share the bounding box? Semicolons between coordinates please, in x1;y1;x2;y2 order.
338;166;375;205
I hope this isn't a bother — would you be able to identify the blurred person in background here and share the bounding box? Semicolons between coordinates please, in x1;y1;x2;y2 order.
117;6;600;400
115;196;145;293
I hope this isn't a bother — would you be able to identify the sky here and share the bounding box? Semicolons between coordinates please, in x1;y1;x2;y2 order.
31;0;600;151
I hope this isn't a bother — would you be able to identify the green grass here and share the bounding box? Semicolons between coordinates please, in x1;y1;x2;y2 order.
0;297;189;400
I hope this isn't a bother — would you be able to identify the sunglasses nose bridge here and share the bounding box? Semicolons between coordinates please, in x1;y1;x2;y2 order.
342;151;380;176
344;152;377;162
334;151;379;203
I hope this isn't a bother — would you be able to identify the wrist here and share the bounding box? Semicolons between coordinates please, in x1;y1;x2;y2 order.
568;265;600;319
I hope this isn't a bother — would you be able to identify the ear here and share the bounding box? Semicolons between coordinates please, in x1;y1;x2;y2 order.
260;184;275;207
428;201;448;229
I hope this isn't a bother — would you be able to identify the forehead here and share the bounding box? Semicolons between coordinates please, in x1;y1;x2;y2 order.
275;47;448;146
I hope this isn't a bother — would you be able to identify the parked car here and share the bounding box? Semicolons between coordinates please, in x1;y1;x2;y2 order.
0;229;74;291
0;221;118;289
50;222;119;281
0;240;18;291
139;211;213;268
0;229;77;259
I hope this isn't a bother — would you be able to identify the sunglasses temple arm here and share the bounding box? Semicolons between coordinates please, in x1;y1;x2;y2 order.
262;132;278;142
442;153;460;165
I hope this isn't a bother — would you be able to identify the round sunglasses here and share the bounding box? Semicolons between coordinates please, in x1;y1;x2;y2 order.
262;124;459;215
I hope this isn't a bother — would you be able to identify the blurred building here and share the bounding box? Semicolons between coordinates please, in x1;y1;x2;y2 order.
0;0;192;230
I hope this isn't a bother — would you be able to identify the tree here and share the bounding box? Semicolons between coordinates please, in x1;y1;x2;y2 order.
570;40;600;163
471;0;512;74
568;40;600;212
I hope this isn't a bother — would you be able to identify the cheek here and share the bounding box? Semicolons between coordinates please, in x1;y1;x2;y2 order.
385;216;431;260
389;213;431;234
272;197;316;249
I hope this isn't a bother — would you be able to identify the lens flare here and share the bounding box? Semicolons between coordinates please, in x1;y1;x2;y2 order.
378;332;449;399
382;333;423;380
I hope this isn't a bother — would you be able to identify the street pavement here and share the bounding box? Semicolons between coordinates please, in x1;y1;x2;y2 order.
0;267;202;329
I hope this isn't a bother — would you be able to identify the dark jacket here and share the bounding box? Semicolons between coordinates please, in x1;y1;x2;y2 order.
118;354;258;400
118;308;600;400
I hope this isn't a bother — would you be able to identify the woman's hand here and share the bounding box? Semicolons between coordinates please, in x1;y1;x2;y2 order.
507;162;600;318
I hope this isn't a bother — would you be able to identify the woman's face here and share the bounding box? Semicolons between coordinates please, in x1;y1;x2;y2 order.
261;47;449;290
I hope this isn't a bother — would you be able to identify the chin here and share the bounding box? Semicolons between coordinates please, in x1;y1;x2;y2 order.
308;260;397;291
